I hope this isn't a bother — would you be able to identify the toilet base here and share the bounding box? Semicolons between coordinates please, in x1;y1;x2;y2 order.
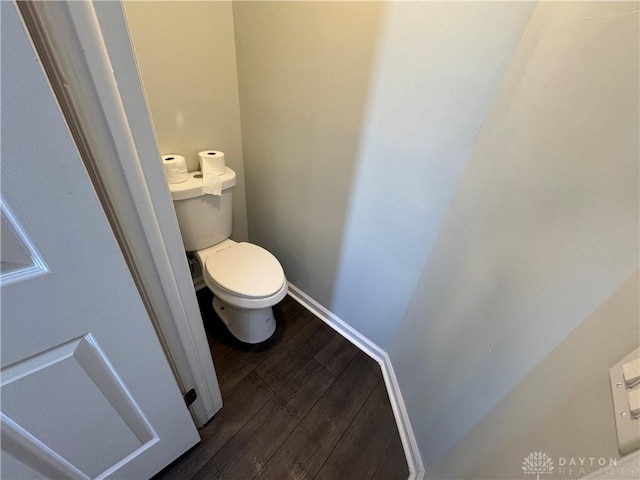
212;296;276;344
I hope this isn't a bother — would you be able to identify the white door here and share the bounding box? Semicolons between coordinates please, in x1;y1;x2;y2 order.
0;3;200;479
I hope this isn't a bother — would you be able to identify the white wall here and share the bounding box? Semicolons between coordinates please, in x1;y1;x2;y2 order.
233;1;533;347
389;0;639;468
124;1;248;241
330;2;534;346
429;272;639;479
125;1;639;475
234;0;639;474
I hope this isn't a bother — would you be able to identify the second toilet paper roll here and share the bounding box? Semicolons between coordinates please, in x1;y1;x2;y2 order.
199;150;226;195
162;154;189;184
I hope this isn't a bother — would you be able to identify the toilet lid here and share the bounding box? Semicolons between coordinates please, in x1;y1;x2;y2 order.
205;242;285;298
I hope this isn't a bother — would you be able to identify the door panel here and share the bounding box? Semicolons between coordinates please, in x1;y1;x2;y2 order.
0;2;199;478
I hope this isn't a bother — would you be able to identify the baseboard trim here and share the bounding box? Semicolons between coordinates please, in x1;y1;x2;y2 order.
287;283;425;480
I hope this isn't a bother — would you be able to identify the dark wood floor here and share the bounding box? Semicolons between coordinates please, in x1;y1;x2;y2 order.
153;289;409;480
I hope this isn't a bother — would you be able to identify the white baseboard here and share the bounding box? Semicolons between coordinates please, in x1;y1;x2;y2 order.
287;283;425;479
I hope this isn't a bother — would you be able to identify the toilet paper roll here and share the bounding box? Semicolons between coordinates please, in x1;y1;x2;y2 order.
199;150;226;175
162;154;189;184
199;150;226;195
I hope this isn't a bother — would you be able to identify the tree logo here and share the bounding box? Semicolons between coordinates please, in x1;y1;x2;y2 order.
522;452;554;480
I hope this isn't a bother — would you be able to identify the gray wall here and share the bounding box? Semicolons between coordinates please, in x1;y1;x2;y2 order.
233;1;387;309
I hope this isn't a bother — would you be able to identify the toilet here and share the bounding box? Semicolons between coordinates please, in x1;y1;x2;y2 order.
169;168;287;343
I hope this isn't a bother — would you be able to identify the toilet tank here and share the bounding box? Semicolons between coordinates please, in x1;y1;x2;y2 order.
168;168;236;251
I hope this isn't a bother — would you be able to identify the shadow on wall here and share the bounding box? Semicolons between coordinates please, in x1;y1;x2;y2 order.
234;1;388;298
329;1;535;347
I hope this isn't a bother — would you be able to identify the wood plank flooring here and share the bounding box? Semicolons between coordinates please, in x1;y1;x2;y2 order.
153;289;409;480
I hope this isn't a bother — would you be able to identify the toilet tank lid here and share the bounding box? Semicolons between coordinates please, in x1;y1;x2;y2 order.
169;168;236;201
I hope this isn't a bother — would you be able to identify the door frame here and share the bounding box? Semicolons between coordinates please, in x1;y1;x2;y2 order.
16;0;222;427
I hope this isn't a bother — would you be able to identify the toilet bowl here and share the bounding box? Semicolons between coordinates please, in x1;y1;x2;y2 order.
195;239;287;343
168;168;287;344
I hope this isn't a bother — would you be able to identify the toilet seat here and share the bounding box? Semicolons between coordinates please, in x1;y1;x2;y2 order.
204;242;285;299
